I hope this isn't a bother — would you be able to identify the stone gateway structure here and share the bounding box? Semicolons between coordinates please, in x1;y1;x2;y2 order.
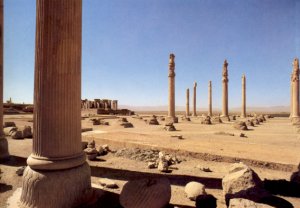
0;0;9;161
167;54;178;123
20;1;91;207
221;60;229;119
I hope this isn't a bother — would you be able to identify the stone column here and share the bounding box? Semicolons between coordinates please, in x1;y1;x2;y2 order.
20;1;91;207
167;53;178;123
241;74;246;118
0;0;9;161
221;60;229;119
186;88;190;117
192;82;197;116
208;81;212;117
292;58;300;123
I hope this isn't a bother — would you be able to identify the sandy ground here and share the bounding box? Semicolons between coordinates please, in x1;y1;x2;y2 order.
1;112;300;207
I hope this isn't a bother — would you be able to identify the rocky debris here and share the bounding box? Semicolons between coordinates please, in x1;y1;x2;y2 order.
84;147;98;160
119;117;128;123
20;126;32;138
148;116;159;125
16;166;26;176
252;118;260;125
232;115;236;120
246;120;255;127
196;165;212;172
195;194;217;208
171;135;183;139
221;116;231;122
229;198;273;208
160;117;166;121
120;122;134;128
91;118;109;126
3;127;18;136
214;131;234;136
211;117;223;124
120;177;171;208
157;151;169;172
222;162;268;204
185;181;206;201
265;115;273;119
98;144;110;156
99;178;118;189
147;162;157;169
4;122;16;128
201;116;212;125
11;131;23;139
164;122;176;131
87;140;96;148
233;121;248;130
259;115;267;121
240;133;246;137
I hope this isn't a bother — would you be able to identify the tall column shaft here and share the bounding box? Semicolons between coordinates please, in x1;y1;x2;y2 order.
292;58;300;120
193;82;197;116
241;75;246;118
221;60;229;118
167;54;177;123
208;81;212;116
186;88;189;116
290;75;294;118
0;0;9;161
21;1;91;207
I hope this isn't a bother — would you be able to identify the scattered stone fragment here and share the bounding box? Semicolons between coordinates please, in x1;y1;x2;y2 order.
87;140;96;148
232;115;236;120
16;166;26;176
3;127;18;136
82;141;88;150
4;122;16;128
99;178;118;189
147;162;157;169
171;135;183;139
148;116;159;125
196;165;212;172
119;117;128;123
201;116;212;125
212;117;223;123
11;131;23;139
185;181;206;201
84;147;98;160
164;122;176;131
246;120;255;127
182;116;191;121
252;118;260;125
120;178;171;208
229;198;273;208
92;119;101;125
81;127;93;132
240;133;246;137
233;121;248;130
20;126;32;138
120;122;134;128
160;117;165;121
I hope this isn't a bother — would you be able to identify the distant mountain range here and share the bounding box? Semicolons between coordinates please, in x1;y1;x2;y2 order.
119;105;290;113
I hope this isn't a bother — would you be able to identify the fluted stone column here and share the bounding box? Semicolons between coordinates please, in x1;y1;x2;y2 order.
221;60;229;119
20;1;91;207
292;58;300;123
167;54;178;123
241;74;246;118
192;82;197;116
186;88;190;117
208;81;212;117
0;0;9;161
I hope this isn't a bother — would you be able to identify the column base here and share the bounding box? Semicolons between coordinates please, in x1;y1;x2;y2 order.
165;116;178;123
291;117;300;125
20;162;91;208
0;135;10;161
220;115;230;122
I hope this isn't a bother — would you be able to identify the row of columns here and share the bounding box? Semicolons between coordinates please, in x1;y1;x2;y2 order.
169;57;247;119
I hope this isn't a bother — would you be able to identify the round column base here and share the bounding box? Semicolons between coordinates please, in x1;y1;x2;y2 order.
20;162;91;208
166;116;178;123
0;136;10;161
291;117;300;125
220;115;230;122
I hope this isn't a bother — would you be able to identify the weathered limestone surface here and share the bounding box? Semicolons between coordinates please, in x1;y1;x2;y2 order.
193;82;197;116
208;81;212;117
167;54;178;123
0;0;9;161
20;1;91;207
241;74;246;118
221;60;229;118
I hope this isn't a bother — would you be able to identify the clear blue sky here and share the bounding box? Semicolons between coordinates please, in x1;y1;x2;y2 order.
4;0;299;108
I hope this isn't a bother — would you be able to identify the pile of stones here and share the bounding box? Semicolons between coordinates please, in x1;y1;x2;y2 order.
212;116;223;124
83;140;111;160
181;116;191;121
147;115;159;125
118;117;134;128
201;116;212;125
3;122;32;139
233;121;248;130
91;118;109;126
164;122;176;131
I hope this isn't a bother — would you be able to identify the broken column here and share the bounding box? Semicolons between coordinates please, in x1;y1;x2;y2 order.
241;74;246;118
186;88;190;117
292;58;300;123
192;82;197;116
167;53;178;123
221;60;229;119
0;0;9;161
20;1;91;207
208;81;212;117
